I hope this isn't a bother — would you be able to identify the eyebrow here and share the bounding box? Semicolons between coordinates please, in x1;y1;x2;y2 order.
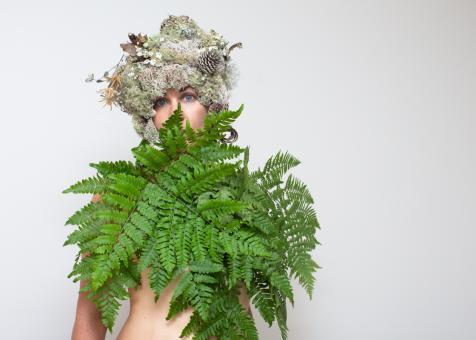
158;87;196;102
179;86;196;92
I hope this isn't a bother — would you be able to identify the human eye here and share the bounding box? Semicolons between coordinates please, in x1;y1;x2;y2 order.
154;97;167;109
182;93;196;103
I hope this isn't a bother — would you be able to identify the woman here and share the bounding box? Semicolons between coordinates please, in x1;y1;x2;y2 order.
70;14;247;339
71;85;252;340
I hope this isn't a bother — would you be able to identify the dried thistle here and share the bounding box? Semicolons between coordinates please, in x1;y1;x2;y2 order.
97;87;118;110
108;72;123;90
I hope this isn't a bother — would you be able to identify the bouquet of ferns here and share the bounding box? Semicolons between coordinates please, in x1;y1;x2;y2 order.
63;103;321;340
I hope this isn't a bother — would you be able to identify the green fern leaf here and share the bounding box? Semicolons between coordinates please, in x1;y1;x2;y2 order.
89;160;139;177
63;101;320;340
100;192;135;210
131;143;170;171
148;261;173;302
106;173;147;199
189;260;224;274
64;201;103;226
62;174;109;194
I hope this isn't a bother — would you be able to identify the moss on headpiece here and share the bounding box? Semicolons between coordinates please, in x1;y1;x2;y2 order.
87;14;242;143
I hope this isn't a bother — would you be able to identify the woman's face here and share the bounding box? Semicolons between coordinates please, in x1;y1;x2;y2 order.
153;86;208;130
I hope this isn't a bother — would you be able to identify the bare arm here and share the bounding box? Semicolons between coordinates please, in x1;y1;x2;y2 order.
237;280;254;318
71;194;107;340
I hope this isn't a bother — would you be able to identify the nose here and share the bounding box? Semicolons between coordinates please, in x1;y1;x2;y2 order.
168;97;179;110
166;99;188;128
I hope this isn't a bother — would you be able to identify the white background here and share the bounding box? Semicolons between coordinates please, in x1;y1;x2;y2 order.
0;1;474;339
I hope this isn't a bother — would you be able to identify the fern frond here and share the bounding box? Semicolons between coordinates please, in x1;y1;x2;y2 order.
205;225;221;262
198;198;248;222
129;210;154;237
180;163;238;197
193;313;227;340
274;288;289;340
90;253;115;290
166;293;191;321
62;174;109;194
64;200;104;226
234;306;259;340
170;271;193;304
89;160;139;177
180;309;202;338
269;269;294;305
191;218;208;262
188;279;214;321
175;216;193;268
106;173;147;199
63;223;101;247
237;229;273;258
289;252;320;299
251;151;300;191
285;174;314;204
156;220;177;274
249;272;275;326
136;200;159;221
197;104;244;144
99;192;135;210
94;208;129;224
63;102;320;339
156;105;188;156
131;142;170;171
148;261;173;302
226;253;242;288
136;231;157;272
90;270;136;333
188;260;224;274
188;142;245;163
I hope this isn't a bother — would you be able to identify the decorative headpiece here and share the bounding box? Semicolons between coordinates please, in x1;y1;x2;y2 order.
86;14;242;144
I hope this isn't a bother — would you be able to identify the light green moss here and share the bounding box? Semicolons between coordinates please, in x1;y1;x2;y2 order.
99;15;242;143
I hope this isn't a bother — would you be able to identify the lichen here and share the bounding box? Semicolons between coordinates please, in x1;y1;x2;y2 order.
91;15;243;143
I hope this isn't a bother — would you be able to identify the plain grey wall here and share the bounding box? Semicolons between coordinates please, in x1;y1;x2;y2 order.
0;0;474;339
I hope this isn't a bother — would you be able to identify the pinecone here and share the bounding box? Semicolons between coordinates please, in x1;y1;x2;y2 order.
197;48;223;75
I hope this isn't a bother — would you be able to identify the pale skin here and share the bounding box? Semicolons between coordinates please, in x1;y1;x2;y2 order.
71;86;253;340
